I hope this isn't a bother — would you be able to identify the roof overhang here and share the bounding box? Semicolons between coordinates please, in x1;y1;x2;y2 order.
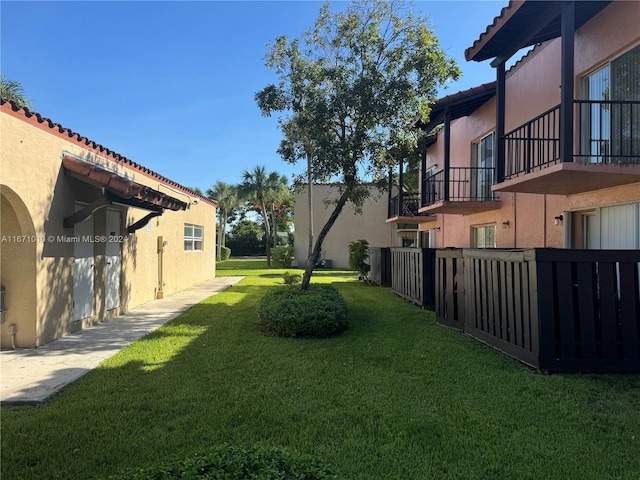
465;0;612;64
416;81;497;133
62;154;189;212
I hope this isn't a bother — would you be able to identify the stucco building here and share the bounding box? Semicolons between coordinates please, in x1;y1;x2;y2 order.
294;184;413;269
0;99;217;348
388;0;640;250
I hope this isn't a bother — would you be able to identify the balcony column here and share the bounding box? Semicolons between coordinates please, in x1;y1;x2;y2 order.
387;166;393;218
560;0;575;163
496;61;506;182
443;106;451;202
398;159;404;214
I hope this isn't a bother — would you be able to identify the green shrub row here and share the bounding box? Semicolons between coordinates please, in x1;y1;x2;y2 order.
108;444;337;480
257;285;349;338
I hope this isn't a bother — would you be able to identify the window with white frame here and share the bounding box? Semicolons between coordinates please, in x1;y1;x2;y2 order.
184;223;203;251
472;224;496;249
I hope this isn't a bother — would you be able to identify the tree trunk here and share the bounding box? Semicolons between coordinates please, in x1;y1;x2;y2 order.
217;213;223;260
307;154;313;260
301;186;352;290
271;204;277;249
261;201;271;267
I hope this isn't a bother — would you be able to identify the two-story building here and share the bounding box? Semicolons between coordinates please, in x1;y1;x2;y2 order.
390;0;640;251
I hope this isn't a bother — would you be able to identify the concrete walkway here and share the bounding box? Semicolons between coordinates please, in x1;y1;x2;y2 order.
0;276;244;405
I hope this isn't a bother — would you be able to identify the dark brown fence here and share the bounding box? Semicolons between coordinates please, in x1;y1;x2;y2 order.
391;248;436;307
437;248;640;372
534;249;640;372
369;247;392;287
435;249;465;331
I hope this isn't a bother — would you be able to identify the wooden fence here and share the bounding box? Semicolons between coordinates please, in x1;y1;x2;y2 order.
436;248;640;372
435;249;465;331
369;247;391;287
390;248;436;307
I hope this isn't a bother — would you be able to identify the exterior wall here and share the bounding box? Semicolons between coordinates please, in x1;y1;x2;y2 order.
421;1;640;250
0;105;216;348
294;184;396;269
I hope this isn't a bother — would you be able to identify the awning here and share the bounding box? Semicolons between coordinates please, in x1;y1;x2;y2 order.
416;81;497;133
465;0;612;64
62;154;188;230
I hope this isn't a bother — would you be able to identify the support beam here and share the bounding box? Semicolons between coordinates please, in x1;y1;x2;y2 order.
127;211;163;234
398;159;404;215
443;107;451;202
63;197;111;228
496;61;506;183
560;1;575;163
489;0;568;68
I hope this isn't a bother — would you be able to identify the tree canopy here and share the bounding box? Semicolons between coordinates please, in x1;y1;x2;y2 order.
238;166;289;267
256;0;460;288
0;74;33;109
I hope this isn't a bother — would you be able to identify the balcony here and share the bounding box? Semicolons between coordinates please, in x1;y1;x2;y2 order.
496;100;640;195
387;193;436;224
419;167;500;215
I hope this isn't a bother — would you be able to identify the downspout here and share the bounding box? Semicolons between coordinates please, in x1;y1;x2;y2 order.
10;324;17;350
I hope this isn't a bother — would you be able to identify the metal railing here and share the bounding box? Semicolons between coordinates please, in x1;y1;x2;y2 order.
504;100;640;179
421;167;497;207
388;193;434;218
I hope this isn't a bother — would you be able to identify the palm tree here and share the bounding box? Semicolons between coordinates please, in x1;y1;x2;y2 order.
207;181;239;260
238;166;288;267
0;74;32;109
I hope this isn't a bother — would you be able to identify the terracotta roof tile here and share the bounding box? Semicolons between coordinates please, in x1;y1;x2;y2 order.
0;98;216;207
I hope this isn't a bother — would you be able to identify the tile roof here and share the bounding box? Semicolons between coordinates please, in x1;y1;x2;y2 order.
465;0;612;63
0;98;217;208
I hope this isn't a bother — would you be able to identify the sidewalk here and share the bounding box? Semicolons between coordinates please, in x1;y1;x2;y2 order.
0;276;244;405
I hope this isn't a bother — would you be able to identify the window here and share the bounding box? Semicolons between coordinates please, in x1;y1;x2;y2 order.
184;224;203;251
473;225;496;249
581;44;640;163
472;132;495;200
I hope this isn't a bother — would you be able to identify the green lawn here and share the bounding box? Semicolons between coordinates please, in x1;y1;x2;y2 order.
2;261;639;479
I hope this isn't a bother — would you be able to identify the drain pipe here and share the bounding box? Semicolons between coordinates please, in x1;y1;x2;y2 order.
9;323;17;350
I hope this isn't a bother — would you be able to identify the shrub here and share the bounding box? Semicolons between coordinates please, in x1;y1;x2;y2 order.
108;444;337;480
218;245;231;261
348;239;370;279
273;245;294;267
257;285;349;338
282;271;302;285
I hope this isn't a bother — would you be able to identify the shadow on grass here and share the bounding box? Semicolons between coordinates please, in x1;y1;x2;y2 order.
4;278;640;480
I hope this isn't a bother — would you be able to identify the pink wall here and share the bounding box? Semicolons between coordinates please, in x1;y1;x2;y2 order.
420;0;640;249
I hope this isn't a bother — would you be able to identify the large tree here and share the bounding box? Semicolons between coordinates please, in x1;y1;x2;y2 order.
0;74;32;109
256;0;460;288
238;166;289;267
207;181;239;259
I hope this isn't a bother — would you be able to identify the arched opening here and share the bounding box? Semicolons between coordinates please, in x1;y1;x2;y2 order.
1;186;38;348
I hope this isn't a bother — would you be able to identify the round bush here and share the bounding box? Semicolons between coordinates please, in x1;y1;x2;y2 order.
258;284;349;338
108;444;337;480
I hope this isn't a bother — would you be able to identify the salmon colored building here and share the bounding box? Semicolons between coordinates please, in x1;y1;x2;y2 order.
388;0;640;250
0;99;217;348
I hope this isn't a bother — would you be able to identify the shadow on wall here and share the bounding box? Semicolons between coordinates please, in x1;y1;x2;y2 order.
0;186;38;348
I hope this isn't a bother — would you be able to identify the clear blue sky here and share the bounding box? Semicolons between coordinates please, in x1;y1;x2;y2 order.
1;0;505;193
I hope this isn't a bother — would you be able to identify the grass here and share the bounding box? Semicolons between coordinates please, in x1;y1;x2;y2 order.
2;260;640;479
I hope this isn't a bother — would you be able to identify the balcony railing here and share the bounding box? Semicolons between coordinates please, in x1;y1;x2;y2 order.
388;193;434;219
504;100;640;180
421;167;497;207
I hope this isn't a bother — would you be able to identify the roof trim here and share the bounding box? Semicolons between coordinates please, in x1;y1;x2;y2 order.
465;0;612;63
62;155;189;212
416;81;497;133
1;98;217;208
